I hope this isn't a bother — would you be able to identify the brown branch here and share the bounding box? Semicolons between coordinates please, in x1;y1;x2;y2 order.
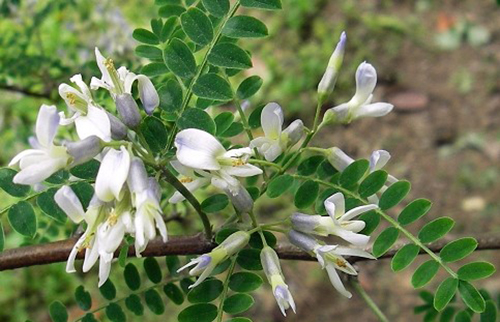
0;234;499;271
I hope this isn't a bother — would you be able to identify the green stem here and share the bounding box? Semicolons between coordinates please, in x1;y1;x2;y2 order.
165;1;241;150
248;159;282;170
291;174;458;278
350;277;389;322
159;167;212;239
216;257;237;322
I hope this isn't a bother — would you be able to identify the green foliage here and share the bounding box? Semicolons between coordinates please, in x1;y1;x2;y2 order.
106;303;126;322
228;272;263;292
411;260;439;288
358;211;380;235
178;303;218;322
391;244;419;272
457;262;495;281
0;168;30;197
378;180;411;210
187;279;224;303
223;16;269;38
164;39;196;78
236;249;262;271
193;73;233;101
202;0;230;18
241;0;282;10
133;28;159;45
223;293;255;314
201;194;230;213
0;221;4;252
144;257;163;284
294;179;319;209
125;294;144;316
458;281;485;313
178;108;216;134
144;289;165;315
124;263;141;291
181;8;214;46
397;199;432;226
439;238;478;263
140;116;168;153
69;160;101;180
373;227;399;258
159;80;183;115
74;286;92;311
37;188;67;223
249;231;277;249
266;174;294;198
208;43;252;69
237;76;263;100
339;159;369;187
99;279;117;301
418;217;455;243
164;283;185;305
359;170;388;198
297;155;324;176
8;201;37;238
49;301;68;322
433;278;458;311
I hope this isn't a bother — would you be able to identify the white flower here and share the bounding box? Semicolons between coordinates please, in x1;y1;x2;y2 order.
292;192;377;246
323;62;393;124
318;31;346;99
250;103;304;162
95;146;131;202
91;47;159;114
261;246;296;316
9;105;70;185
288;230;375;298
168;160;211;204
58;74;112;142
178;231;250;289
174;128;262;195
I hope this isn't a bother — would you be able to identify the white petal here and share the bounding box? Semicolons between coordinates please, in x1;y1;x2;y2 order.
154;212;168;242
261;102;284;140
66;234;86;273
223;164;263;177
174;129;225;170
13;157;66;185
82;238;99;272
341;204;378;221
98;255;113;287
95;147;131;202
369;150;391;171
9;149;45;167
169;178;209;203
70;74;93;99
341;220;366;233
325;265;352;298
54;186;85;223
75;105;112;142
94;47;112;86
36;104;60;148
353;62;377;104
324;192;345;220
327;147;353;172
90;76;111;91
170;160;195;177
222;147;253;160
355;102;394;119
335;246;375;259
333;228;370;246
137;75;159;114
263;143;283;162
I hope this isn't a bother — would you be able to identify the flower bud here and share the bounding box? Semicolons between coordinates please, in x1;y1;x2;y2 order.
137;75;159;115
261;246;282;278
115;93;141;128
291;213;324;235
282;119;304;147
226;185;253;214
106;112;128;140
127;157;149;194
326;147;353;172
64;136;102;166
317;31;346;102
220;231;250;255
288;229;318;252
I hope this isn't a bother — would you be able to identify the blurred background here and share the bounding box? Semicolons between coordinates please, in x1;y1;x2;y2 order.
0;0;499;321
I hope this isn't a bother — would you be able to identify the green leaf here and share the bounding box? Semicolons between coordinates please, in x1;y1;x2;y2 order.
188;279;223;303
454;310;472;322
418;217;455;243
249;230;277;249
215;112;235;136
133;28;159;45
181;8;213;46
8;201;37;238
379;180;411;210
201;194;229;213
142;62;169;77
159;80;183;114
229;272;263;292
177;108;216;135
215;228;239;244
164;38;196;78
297;155;324;176
37;188;67;223
458;280;485;313
208;43;252;69
372;227;399;258
241;0;282;10
49;301;68;322
164;283;184;305
480;300;497;322
226;318;252;322
294;179;319;209
398;198;432;226
457;262;495;281
45;170;69;184
359;170;388;198
434;277;458;311
439;306;456;322
237;76;263;99
391;244;419;272
411;260;440;288
223;293;254;314
144;257;163;283
99;279;116;300
75;286;92;311
440;237;478;263
193;73;233;101
140;116;168;153
0;221;4;252
81;313;98;322
339;159;369;187
0;168;30;197
145;289;165;315
359;210;380;235
266;174;294;198
237;248;262;270
202;0;229;17
105;303;126;322
180;278;195;293
72;182;94;210
158;5;186;18
223;16;268;38
136;45;163;60
178;303;217;322
125;294;144;316
161;16;179;42
150;18;163;37
166;256;181;276
123;264;141;291
69;160;100;180
220;122;244;137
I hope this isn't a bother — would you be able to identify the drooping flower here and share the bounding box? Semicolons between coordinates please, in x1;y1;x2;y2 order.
58;74;112;142
322;62;393;124
288;230;374;298
317;31;346;101
9;105;70;185
174;128;262;195
95;146;131;202
261;246;296;316
249;103;304;162
291;192;377;246
168;160;211;204
178;231;250;289
91;47;159;115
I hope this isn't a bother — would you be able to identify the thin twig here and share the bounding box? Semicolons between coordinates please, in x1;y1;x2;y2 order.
349;277;389;322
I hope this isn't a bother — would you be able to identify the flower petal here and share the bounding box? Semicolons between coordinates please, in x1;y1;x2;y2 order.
335;246;375;259
137;75;159;114
261;102;284;140
95;147;131;202
325;265;352;298
369;150;391;171
223;164;263;177
341;204;378;221
353;62;377;104
169;178;209;203
174;129;225;170
327;147;353;172
355;102;394;118
324;192;345;220
36;104;60;148
75;105;112;142
13;157;66;185
54;186;85;223
94;47;112;86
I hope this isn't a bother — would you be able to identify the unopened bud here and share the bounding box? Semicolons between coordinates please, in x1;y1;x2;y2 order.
261;246;282;278
326;147;354;172
282;119;304;147
137;75;159;115
288;230;318;252
219;231;250;255
64;136;102;166
127;157;149;194
226;185;253;214
106;112;128;140
116;93;141;128
317;31;346;102
291;213;321;234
